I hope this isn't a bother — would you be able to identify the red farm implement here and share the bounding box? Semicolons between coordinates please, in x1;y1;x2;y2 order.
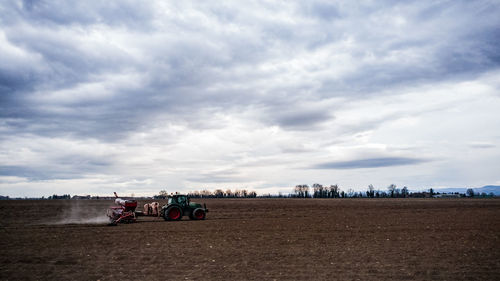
106;192;138;225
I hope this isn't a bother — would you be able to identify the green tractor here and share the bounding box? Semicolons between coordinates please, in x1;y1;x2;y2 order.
160;194;208;221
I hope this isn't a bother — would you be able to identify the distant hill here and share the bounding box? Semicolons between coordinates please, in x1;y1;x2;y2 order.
434;185;500;195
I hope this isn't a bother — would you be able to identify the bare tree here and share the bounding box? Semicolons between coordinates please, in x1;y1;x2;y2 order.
304;185;310;198
367;184;375;198
329;184;340;198
294;185;309;198
294;185;301;197
201;189;211;197
313;183;328;198
394;187;401;198
466;188;475;197
214;189;224;198
401;186;409;198
157;190;168;199
387;184;397;198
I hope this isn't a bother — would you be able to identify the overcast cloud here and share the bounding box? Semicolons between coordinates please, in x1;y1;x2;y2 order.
1;0;500;197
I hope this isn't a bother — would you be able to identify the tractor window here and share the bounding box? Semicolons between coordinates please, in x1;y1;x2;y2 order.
168;198;173;204
178;196;186;205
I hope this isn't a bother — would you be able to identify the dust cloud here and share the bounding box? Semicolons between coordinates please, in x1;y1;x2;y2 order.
50;200;110;225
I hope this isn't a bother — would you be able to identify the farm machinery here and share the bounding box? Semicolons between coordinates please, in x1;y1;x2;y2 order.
106;192;138;225
161;194;208;221
106;193;208;225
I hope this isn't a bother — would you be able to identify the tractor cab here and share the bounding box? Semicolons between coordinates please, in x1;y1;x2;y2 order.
167;194;189;207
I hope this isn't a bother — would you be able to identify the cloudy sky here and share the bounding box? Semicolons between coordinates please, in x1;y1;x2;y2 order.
1;0;499;197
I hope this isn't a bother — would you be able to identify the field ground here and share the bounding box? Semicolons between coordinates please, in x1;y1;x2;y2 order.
0;198;499;280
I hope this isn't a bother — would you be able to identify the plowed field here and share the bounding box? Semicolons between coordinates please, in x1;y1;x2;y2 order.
1;198;499;280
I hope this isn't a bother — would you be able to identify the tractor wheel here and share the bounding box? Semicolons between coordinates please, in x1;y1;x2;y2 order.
191;208;206;220
164;206;183;221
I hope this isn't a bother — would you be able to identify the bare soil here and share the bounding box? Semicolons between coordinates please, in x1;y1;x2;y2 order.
1;198;499;280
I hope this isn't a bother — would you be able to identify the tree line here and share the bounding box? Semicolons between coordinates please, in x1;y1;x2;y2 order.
292;184;493;198
188;189;258;198
155;189;258;199
155;185;493;199
294;183;411;198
